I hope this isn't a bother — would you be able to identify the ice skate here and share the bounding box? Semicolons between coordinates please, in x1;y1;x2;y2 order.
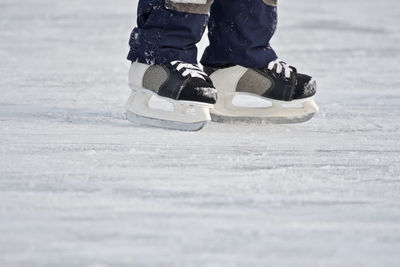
126;61;217;131
204;60;319;124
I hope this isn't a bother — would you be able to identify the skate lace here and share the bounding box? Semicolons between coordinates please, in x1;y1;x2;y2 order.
267;59;294;79
171;61;207;81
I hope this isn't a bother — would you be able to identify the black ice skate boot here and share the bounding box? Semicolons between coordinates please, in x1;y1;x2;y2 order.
126;61;217;131
203;59;318;124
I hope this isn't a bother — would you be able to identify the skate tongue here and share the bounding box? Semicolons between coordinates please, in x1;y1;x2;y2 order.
172;61;208;81
267;59;294;79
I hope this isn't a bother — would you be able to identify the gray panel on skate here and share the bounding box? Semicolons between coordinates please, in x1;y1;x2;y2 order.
1;0;400;267
236;69;273;96
142;65;169;93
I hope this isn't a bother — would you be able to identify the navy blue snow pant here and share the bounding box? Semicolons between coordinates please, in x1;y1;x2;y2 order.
127;0;278;68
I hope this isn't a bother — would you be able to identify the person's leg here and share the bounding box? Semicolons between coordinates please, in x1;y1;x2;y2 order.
126;1;217;131
201;0;318;123
127;0;214;65
201;0;278;68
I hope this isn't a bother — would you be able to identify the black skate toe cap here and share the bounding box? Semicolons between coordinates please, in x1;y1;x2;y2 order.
180;86;217;104
294;73;317;99
179;77;217;104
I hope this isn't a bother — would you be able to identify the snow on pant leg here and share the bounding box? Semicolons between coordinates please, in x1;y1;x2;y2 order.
201;0;278;68
127;0;214;65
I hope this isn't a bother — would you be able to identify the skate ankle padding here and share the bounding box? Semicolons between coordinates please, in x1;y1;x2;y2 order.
165;0;214;15
263;0;277;7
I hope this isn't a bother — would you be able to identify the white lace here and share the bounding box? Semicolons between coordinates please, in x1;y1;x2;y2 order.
267;59;294;79
171;61;206;80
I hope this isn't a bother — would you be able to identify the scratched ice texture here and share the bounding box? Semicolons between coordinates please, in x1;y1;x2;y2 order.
0;0;400;266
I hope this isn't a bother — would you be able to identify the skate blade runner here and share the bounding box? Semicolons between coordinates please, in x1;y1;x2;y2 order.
126;0;319;131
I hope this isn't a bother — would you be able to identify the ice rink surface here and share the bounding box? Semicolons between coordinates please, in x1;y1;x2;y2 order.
1;0;400;266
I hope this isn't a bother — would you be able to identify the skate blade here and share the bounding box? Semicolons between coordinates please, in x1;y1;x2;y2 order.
211;112;316;124
211;94;319;124
127;111;207;131
125;87;212;131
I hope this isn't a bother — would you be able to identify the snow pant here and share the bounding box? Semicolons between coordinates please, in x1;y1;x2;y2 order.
127;0;278;68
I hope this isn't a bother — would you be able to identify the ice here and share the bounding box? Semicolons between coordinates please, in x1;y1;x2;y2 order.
1;0;400;266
